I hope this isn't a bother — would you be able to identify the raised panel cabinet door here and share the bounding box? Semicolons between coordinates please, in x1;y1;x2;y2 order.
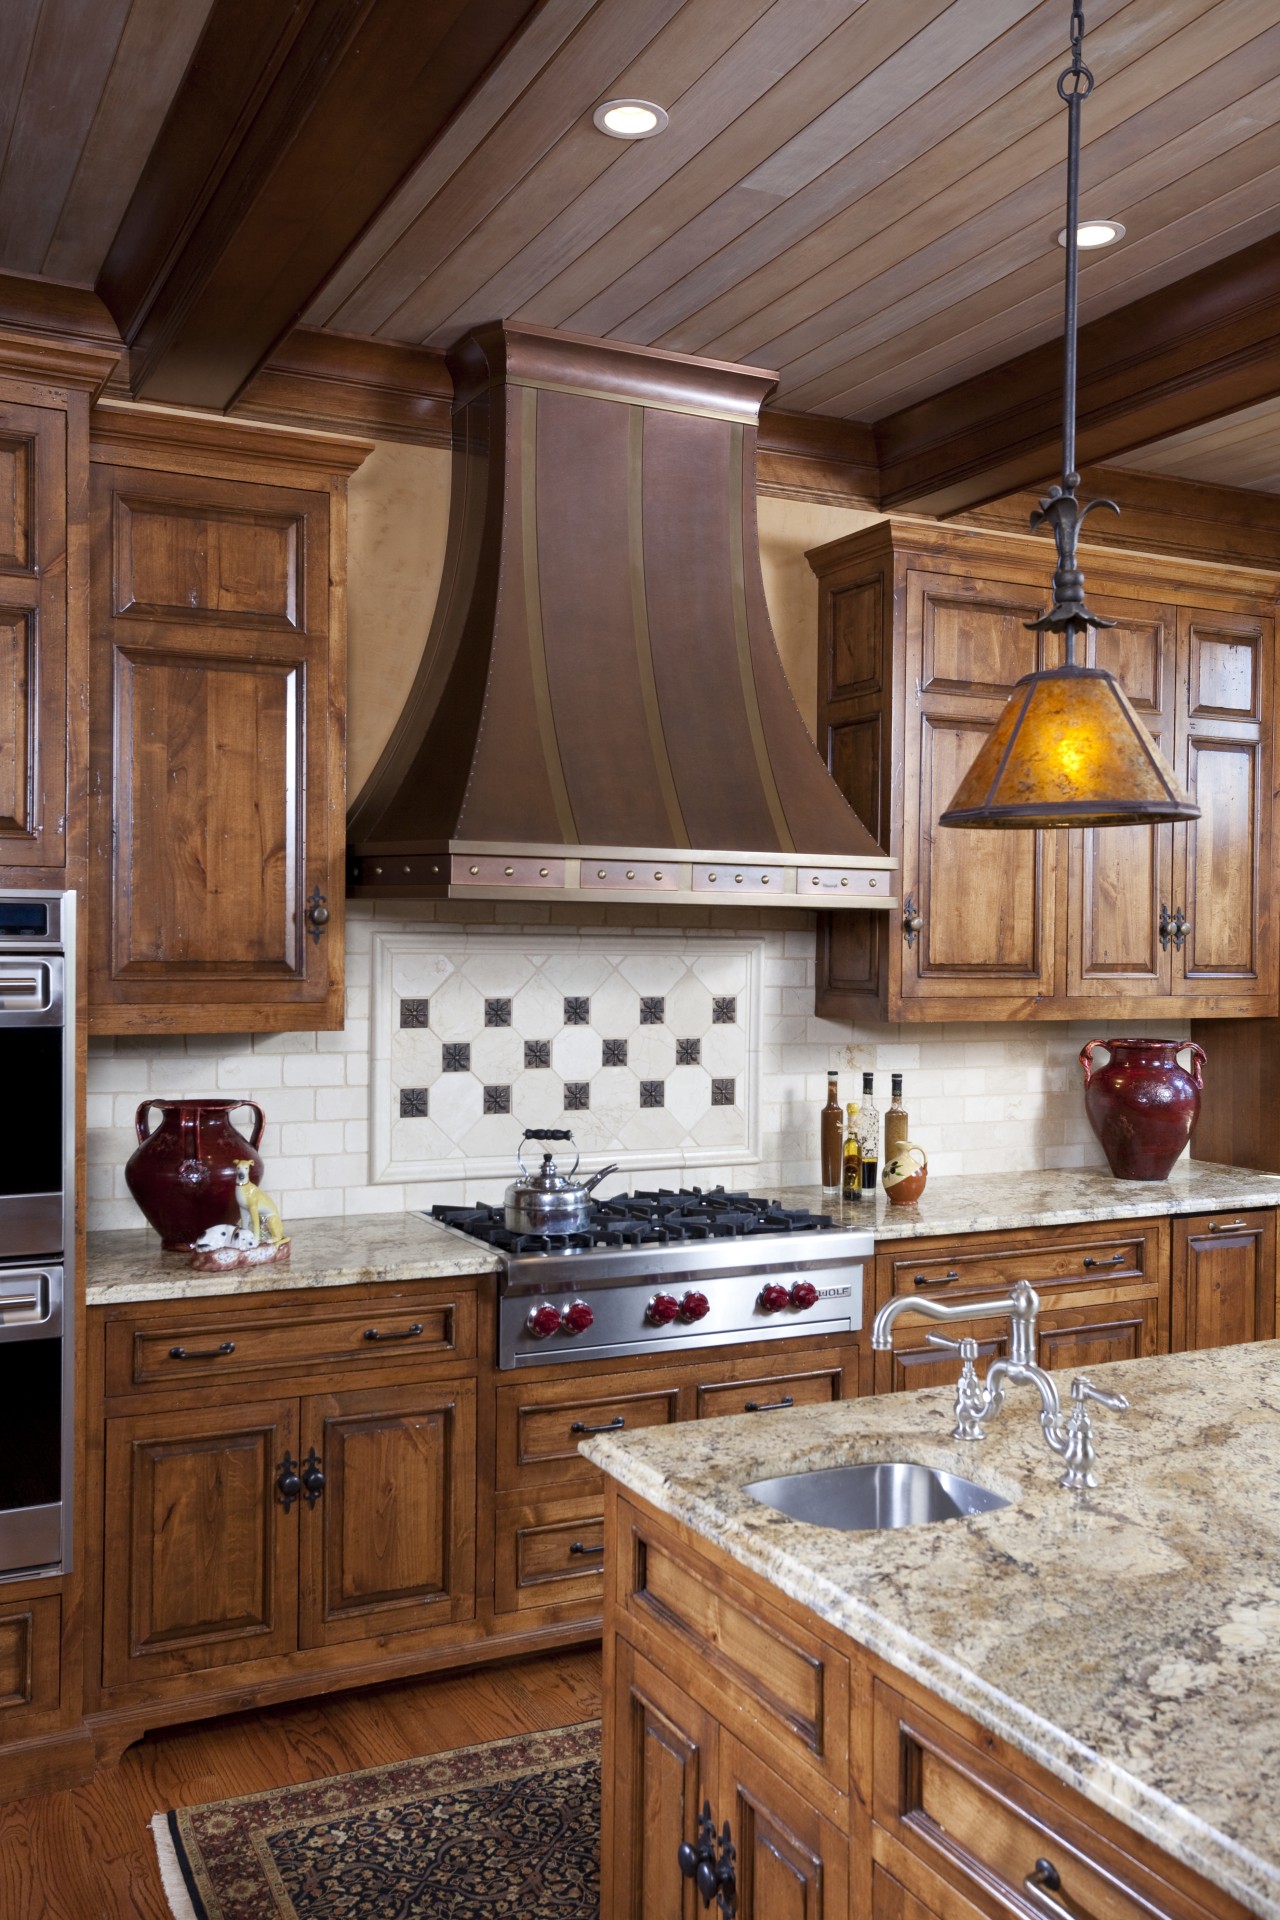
101;1399;300;1689
604;1638;719;1920
298;1382;477;1649
0;403;67;874
1173;608;1274;1005
88;460;343;1030
1173;1212;1277;1352
1035;1298;1161;1372
1067;597;1178;998
899;573;1056;1007
719;1729;850;1920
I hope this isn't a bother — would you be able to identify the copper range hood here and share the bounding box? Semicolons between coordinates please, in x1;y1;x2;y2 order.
347;323;895;912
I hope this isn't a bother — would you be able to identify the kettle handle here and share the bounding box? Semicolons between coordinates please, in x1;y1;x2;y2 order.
518;1128;578;1181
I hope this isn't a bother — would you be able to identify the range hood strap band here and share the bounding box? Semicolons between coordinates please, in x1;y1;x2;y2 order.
521;385;578;841
629;404;690;848
729;422;794;853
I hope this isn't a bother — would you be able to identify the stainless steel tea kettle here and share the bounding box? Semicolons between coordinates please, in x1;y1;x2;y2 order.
503;1129;619;1235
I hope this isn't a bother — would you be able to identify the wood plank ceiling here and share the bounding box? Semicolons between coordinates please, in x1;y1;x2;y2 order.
0;0;214;284
1111;398;1280;490
1;0;1278;458
303;0;1280;422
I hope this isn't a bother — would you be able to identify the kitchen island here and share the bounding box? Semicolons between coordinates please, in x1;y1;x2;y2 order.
586;1341;1280;1920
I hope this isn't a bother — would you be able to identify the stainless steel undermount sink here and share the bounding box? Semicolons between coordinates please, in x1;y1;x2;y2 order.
743;1460;1010;1531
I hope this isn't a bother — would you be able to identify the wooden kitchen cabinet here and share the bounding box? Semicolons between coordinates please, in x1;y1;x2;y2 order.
870;1219;1168;1395
811;519;1278;1021
87;408;369;1033
1172;1210;1276;1351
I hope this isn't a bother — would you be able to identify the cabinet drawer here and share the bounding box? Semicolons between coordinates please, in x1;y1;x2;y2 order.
696;1361;843;1421
0;1594;60;1728
888;1227;1155;1299
496;1368;680;1493
104;1287;478;1394
494;1495;606;1615
622;1510;849;1796
873;1681;1237;1920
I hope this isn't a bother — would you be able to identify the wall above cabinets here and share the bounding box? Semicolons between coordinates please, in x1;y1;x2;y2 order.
811;518;1280;1024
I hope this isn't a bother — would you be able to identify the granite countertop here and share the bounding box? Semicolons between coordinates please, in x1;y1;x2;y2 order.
585;1342;1280;1918
84;1211;498;1305
780;1158;1280;1241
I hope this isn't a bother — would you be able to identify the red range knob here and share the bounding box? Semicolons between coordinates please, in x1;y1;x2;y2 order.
679;1290;710;1324
527;1303;562;1340
758;1282;790;1314
645;1291;680;1326
789;1280;820;1311
562;1300;594;1334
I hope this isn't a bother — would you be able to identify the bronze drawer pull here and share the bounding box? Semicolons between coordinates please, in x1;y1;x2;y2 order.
168;1341;235;1360
914;1270;959;1287
1023;1857;1096;1920
744;1395;794;1413
568;1540;604;1557
570;1416;625;1435
1208;1219;1248;1234
1081;1253;1125;1268
363;1322;424;1342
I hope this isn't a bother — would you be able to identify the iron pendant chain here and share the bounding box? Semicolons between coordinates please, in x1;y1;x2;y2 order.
1028;0;1117;660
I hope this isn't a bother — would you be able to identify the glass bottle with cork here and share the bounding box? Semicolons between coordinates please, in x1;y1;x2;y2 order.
842;1094;861;1199
884;1074;909;1167
820;1066;843;1190
854;1071;880;1196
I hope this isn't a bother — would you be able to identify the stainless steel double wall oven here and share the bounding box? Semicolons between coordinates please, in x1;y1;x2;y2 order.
0;891;75;1577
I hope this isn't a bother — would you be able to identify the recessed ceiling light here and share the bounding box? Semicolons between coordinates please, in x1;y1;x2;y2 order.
1057;219;1126;248
593;98;668;139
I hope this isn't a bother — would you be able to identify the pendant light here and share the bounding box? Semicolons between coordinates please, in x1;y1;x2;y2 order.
939;3;1198;832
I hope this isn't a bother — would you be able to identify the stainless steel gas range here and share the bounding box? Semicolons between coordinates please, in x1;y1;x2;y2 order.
430;1189;872;1369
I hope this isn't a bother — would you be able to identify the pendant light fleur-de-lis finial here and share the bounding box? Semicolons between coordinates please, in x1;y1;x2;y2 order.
939;2;1198;831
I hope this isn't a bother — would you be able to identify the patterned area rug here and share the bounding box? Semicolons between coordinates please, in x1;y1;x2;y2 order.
151;1721;600;1919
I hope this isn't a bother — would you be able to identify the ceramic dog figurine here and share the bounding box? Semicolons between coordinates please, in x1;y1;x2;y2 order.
234;1159;286;1244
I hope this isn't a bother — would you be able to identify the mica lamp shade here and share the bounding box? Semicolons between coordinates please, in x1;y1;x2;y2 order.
939;664;1200;830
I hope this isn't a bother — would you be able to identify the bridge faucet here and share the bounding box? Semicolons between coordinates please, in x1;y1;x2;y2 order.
870;1280;1127;1489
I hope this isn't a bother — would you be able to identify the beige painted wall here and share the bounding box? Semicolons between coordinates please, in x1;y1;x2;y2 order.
344;440;883;796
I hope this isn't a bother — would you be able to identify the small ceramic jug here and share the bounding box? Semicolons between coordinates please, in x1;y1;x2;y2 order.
883;1142;928;1206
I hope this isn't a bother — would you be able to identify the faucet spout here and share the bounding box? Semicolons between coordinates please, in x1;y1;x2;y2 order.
870;1279;1041;1351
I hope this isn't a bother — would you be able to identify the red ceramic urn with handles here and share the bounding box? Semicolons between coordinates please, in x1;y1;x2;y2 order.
1079;1039;1205;1182
125;1098;266;1249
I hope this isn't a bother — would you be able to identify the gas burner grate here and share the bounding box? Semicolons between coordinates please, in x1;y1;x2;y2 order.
431;1187;838;1254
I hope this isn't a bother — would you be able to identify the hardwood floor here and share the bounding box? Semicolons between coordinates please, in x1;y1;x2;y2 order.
0;1649;603;1919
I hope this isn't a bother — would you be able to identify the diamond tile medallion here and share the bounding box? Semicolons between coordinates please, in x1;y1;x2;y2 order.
373;932;759;1185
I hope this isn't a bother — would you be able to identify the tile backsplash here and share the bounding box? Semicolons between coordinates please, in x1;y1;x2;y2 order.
85;903;1190;1232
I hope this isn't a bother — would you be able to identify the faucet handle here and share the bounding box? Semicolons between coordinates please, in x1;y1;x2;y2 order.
924;1332;980;1359
1070;1376;1128;1415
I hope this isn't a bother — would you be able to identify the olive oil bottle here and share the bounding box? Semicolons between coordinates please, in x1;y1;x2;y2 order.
842;1101;861;1198
885;1073;909;1166
855;1071;879;1195
820;1067;843;1190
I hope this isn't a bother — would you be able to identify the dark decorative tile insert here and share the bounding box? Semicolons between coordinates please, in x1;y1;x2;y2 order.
712;1078;736;1107
441;1043;471;1073
399;1087;428;1117
483;1084;511;1114
675;1038;700;1065
712;997;737;1024
602;1038;628;1067
564;996;590;1025
564;1082;590;1111
400;999;430;1029
640;996;664;1025
524;1040;551;1069
640;1080;665;1108
484;998;512;1027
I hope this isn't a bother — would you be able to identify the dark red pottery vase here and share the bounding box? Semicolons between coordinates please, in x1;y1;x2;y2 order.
125;1099;266;1249
1079;1039;1205;1182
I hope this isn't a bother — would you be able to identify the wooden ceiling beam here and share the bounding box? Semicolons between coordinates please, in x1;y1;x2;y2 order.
875;232;1280;516
96;0;540;412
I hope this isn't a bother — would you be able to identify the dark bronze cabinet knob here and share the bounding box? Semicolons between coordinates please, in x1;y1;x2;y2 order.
305;884;330;944
300;1446;326;1508
902;893;923;947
